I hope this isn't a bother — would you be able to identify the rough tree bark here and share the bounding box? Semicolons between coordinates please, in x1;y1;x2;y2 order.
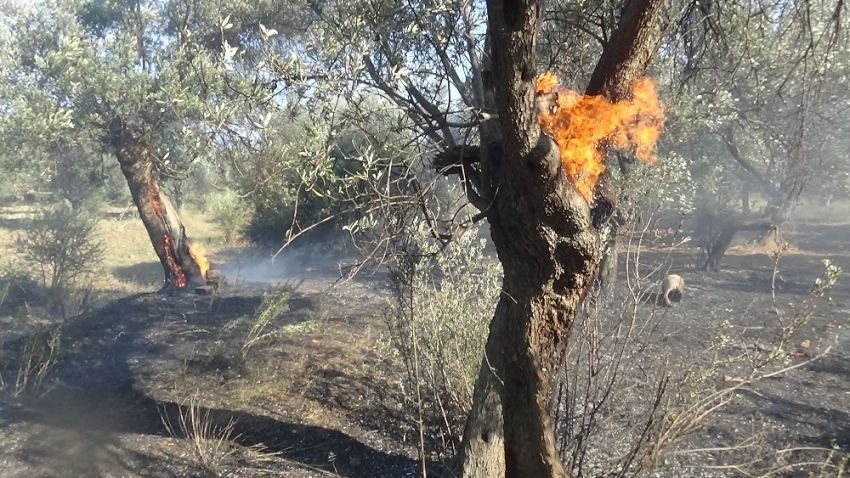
107;119;206;290
452;0;667;476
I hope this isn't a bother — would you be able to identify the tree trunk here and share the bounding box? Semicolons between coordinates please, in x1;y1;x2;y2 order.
701;218;773;272
596;233;620;290
741;185;750;215
454;0;667;476
702;197;794;271
108;120;206;290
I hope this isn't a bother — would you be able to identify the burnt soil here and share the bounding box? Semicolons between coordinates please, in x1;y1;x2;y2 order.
1;217;849;478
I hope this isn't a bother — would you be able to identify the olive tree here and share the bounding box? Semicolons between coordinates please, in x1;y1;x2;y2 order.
0;0;294;289
258;0;669;474
661;0;850;270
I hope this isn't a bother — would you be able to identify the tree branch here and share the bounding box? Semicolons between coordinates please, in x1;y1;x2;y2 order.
720;127;780;199
362;56;450;148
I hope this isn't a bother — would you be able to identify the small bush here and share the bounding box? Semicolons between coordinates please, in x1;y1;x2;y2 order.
240;281;301;356
160;396;239;473
207;190;251;245
0;260;38;314
383;225;502;452
15;205;104;317
9;324;62;397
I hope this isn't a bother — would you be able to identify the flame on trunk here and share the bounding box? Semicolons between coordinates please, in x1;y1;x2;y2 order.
150;182;187;286
535;72;665;202
163;235;187;288
149;178;208;288
189;243;210;279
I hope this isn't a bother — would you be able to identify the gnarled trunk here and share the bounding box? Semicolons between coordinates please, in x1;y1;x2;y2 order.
454;0;666;476
108;120;206;291
458;149;597;478
700;200;792;271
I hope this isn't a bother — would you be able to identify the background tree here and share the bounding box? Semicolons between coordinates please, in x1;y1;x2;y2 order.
0;0;270;289
660;0;850;270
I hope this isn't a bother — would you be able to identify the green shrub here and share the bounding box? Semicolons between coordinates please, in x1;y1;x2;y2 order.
383;225;502;448
240;281;303;355
15;205;104;317
207;190;251;244
11;324;62;397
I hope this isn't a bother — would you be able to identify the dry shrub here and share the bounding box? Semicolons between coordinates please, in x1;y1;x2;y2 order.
160;396;239;473
0;260;38;314
548;218;843;477
383;203;842;475
2;323;62;398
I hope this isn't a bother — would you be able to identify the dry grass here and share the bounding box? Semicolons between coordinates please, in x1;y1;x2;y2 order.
0;203;232;306
159;396;240;473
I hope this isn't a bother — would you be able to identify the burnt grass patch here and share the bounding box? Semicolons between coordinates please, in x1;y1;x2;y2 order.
0;280;423;477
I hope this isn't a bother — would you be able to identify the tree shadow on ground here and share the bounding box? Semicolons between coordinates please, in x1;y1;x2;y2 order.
13;382;418;477
0;216;33;231
0;293;419;478
110;261;165;287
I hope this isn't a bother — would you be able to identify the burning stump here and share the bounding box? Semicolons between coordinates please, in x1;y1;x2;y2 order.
195;269;223;296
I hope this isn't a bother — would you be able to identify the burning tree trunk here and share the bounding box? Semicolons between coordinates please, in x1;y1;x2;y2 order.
107;119;209;291
448;0;667;476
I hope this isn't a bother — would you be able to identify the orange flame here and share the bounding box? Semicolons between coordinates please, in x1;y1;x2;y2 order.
163;235;187;288
535;72;665;201
189;243;210;279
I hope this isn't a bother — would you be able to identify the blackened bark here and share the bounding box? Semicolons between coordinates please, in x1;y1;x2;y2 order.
454;0;668;476
108;120;205;290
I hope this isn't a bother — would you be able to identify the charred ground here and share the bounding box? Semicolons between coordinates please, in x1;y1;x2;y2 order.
0;206;848;478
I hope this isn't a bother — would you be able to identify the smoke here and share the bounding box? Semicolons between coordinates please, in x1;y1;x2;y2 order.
214;244;357;290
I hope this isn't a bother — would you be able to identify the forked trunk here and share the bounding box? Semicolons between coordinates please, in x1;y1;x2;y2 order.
108;120;207;291
458;172;597;478
454;0;666;476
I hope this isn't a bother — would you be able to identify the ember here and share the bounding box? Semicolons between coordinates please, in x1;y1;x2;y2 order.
149;177;208;290
535;72;665;201
163;235;187;288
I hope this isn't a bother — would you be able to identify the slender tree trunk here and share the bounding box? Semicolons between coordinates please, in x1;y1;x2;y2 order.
454;0;667;476
108;120;206;290
702;222;739;272
596;233;620;289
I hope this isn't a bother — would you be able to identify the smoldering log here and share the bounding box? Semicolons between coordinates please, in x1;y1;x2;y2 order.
661;274;685;307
